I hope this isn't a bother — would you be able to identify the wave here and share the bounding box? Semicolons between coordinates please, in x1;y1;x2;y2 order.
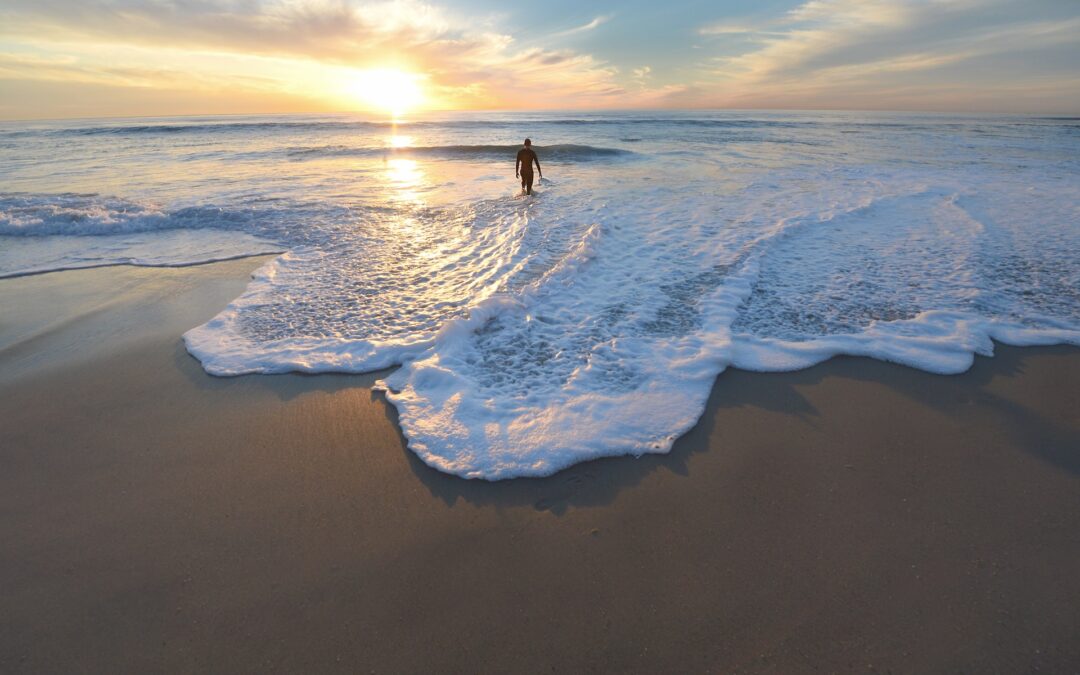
37;120;369;137
5;111;1079;480
0;193;259;236
8;116;1056;141
5;114;1070;143
186;168;1080;479
285;143;636;161
21;118;803;136
0;117;780;138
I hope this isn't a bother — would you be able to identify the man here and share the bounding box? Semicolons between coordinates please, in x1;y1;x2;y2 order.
515;138;543;195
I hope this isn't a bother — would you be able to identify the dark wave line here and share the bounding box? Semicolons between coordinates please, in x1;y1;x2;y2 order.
54;121;367;136
286;143;636;161
31;119;801;135
3;118;818;138
5;116;1067;140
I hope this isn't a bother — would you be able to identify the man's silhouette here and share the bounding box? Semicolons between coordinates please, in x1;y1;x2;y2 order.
515;139;542;195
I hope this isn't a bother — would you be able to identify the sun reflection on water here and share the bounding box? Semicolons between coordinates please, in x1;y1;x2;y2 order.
385;157;425;203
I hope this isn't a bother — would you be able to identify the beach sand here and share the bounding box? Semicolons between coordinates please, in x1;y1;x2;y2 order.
1;258;1078;673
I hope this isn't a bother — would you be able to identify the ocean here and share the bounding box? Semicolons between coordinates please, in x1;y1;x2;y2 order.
2;110;1078;478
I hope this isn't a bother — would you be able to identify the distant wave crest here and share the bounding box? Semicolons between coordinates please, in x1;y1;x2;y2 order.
0;193;254;236
286;143;635;161
8;115;1074;140
47;121;365;136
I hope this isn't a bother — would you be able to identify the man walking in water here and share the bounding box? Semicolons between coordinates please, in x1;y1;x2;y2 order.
515;138;542;195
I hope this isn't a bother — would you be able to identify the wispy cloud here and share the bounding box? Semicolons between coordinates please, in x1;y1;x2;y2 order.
695;0;1080;112
698;22;756;36
551;15;613;38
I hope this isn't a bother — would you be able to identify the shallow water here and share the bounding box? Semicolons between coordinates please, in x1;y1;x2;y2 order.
2;110;1078;478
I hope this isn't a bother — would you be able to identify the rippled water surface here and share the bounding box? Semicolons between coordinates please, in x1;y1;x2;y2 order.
2;111;1078;478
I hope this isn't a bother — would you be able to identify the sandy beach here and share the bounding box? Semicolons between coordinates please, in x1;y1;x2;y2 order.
1;257;1078;673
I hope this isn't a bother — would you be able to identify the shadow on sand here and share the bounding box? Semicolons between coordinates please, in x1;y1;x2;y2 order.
389;342;1080;514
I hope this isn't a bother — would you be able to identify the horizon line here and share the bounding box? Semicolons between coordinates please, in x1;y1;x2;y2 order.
2;106;1078;124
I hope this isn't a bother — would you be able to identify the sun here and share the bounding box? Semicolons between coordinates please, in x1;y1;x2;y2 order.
349;69;426;117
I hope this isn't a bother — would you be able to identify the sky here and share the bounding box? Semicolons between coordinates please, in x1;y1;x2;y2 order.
0;0;1078;119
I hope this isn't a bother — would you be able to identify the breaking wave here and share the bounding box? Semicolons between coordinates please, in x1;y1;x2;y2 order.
0;193;262;236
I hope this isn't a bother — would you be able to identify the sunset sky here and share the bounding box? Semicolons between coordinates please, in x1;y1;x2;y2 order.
1;0;1078;119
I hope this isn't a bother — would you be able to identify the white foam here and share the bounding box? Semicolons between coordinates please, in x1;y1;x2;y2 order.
183;251;438;374
372;173;1078;478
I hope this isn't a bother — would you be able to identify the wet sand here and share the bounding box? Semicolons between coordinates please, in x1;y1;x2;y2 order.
1;258;1078;673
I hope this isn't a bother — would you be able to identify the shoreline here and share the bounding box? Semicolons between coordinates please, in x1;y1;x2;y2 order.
0;251;286;281
2;259;1078;672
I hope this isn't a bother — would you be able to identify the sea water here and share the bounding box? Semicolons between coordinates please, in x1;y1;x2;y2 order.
2;111;1078;478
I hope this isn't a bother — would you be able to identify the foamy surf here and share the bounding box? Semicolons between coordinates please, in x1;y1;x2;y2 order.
3;111;1078;478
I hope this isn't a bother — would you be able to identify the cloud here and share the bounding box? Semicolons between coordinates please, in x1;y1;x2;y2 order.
551;14;613;38
3;0;1077;116
0;0;647;112
0;0;495;67
698;0;1080;112
698;22;756;36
